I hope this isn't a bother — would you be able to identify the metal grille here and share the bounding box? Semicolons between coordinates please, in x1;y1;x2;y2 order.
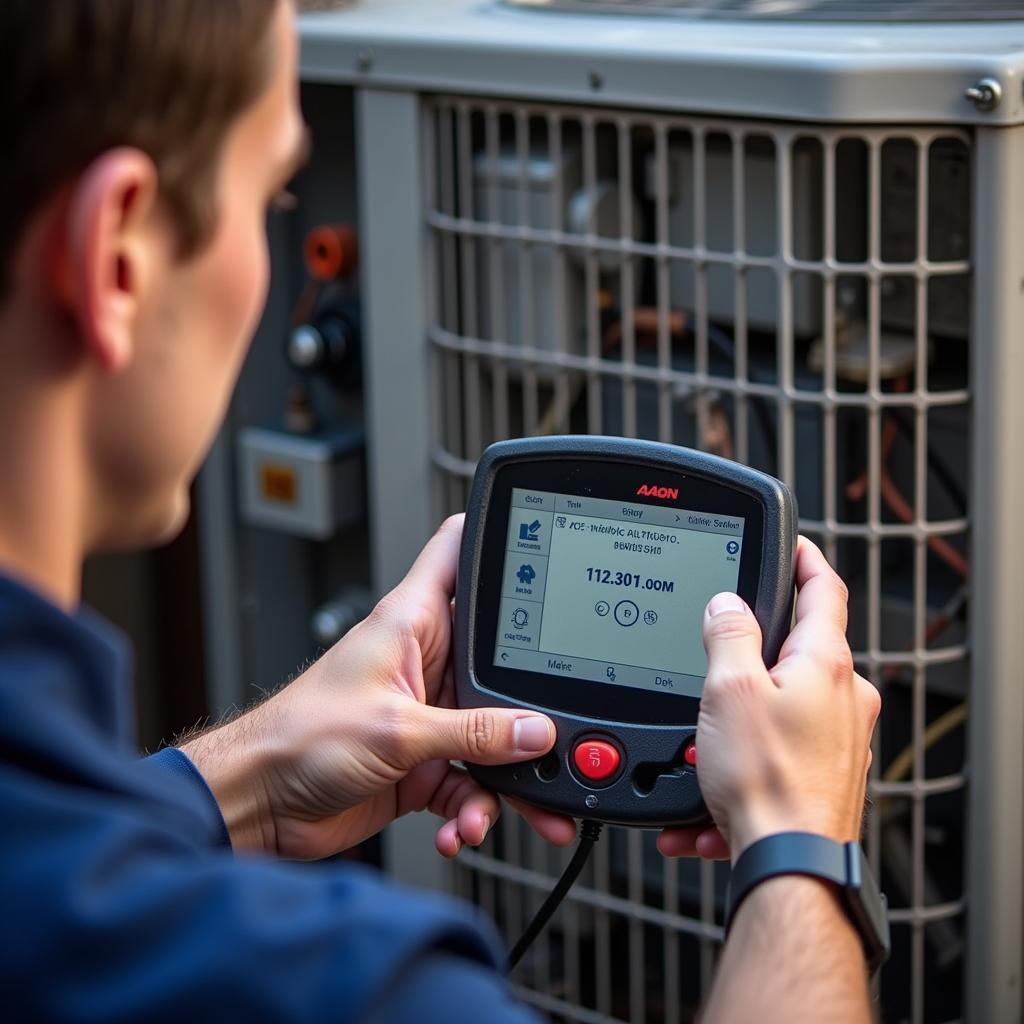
425;96;971;1023
503;0;1024;21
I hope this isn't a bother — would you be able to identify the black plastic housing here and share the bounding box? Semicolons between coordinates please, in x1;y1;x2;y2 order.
454;436;797;827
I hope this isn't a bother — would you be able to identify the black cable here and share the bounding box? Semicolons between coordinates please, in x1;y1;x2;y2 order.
507;819;604;969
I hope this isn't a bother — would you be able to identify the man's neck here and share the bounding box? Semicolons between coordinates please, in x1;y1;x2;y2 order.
0;313;88;611
0;521;83;612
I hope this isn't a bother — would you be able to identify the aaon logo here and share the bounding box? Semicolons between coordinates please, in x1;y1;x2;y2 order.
636;483;679;500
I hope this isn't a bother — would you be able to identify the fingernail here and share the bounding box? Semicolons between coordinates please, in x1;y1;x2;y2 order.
514;716;552;753
706;592;748;617
481;815;491;840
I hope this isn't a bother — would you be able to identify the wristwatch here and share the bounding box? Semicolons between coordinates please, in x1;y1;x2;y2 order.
725;832;891;976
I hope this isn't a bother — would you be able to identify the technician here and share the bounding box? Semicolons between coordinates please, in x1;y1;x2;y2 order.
0;1;880;1022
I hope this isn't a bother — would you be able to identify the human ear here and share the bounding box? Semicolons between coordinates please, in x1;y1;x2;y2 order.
60;148;159;373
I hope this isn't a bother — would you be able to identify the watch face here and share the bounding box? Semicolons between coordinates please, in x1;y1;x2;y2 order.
472;456;765;726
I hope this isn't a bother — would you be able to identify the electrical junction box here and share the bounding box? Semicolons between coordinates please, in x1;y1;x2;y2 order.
237;423;364;540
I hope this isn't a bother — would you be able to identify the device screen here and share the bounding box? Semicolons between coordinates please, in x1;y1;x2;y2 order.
494;487;744;698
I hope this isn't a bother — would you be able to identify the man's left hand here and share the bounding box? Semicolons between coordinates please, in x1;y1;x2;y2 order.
183;515;578;860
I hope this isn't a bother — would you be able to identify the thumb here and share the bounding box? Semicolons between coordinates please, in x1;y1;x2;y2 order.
404;704;556;766
702;592;770;689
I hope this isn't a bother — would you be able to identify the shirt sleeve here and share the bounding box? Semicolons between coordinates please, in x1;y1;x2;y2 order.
363;954;542;1024
3;752;536;1023
142;746;231;848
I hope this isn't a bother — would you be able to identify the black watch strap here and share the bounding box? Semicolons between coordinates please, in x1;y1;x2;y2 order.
725;832;891;976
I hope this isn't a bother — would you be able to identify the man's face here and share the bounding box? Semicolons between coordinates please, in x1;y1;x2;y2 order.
86;0;306;549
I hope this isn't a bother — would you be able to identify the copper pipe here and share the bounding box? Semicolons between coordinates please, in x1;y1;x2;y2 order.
846;377;968;580
602;307;687;353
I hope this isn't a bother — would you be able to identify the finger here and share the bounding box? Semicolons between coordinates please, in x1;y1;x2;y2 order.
657;824;730;860
406;703;556;766
421;762;499;827
435;818;463;858
505;796;577;847
656;825;704;858
702;592;771;692
422;766;500;856
777;537;850;661
393;514;465;607
435;787;576;855
456;787;501;847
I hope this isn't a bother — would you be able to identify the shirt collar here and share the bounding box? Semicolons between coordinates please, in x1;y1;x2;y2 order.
0;572;135;747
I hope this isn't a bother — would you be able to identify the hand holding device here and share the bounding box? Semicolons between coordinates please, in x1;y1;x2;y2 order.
184;516;576;860
661;537;889;975
661;538;882;860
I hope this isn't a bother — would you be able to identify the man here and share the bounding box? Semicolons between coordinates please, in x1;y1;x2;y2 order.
0;1;880;1021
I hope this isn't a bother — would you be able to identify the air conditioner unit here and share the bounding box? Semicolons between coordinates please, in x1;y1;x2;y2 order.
294;3;1024;1021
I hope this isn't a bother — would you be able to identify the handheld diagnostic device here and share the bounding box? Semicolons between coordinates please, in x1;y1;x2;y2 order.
454;436;797;827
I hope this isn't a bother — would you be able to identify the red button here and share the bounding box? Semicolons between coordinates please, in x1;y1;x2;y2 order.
573;739;621;781
683;742;697;767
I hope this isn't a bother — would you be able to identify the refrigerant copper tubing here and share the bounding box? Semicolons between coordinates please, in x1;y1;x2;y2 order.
602;307;688;354
846;393;969;580
290;280;323;327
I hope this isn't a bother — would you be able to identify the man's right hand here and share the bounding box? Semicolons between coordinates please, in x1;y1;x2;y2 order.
659;536;880;862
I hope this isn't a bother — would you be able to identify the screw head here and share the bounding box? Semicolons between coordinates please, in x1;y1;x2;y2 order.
588;71;603;92
357;49;374;74
585;794;598;809
965;77;1002;113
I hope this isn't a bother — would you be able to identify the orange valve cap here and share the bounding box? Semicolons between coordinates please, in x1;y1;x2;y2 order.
303;223;358;282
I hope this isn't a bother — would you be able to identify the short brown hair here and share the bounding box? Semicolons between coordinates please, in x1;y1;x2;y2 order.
0;0;279;295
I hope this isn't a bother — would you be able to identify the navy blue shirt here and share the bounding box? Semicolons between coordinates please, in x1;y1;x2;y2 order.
0;574;538;1023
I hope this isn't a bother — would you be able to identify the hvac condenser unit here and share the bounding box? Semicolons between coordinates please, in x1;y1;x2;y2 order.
298;3;1024;1022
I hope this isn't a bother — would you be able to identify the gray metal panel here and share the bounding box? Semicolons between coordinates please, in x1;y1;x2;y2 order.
300;0;1024;126
505;0;1024;20
356;88;448;887
357;89;438;593
195;436;246;717
965;124;1024;1024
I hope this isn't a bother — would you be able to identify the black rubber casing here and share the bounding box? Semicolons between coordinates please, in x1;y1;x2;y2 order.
454;436;797;827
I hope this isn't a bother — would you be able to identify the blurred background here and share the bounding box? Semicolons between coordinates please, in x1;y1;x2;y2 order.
85;1;1024;1021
